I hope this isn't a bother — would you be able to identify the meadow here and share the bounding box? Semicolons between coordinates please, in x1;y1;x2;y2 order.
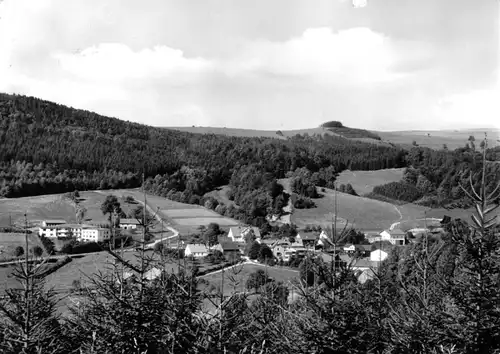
0;232;46;261
292;186;430;231
335;168;406;196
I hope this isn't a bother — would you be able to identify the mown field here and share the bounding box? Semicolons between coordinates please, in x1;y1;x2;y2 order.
335;168;405;196
292;185;431;231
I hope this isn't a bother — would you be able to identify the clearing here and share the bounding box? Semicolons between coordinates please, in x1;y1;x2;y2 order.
204;185;237;208
336;168;405;196
292;185;429;231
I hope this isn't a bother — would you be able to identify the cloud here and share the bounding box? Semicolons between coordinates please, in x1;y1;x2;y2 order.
226;27;425;85
52;43;213;83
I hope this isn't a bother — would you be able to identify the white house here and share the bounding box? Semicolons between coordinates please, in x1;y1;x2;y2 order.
80;228;111;243
227;226;261;243
370;249;388;262
370;229;406;246
185;244;208;258
119;218;141;230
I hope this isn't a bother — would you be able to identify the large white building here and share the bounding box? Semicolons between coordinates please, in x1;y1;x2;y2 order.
38;221;111;243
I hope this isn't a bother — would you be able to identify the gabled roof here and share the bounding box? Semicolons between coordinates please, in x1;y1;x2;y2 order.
390;228;406;236
185;244;208;253
229;226;261;238
120;218;141;225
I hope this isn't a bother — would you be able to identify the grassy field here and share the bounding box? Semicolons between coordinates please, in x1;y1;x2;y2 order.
0;232;46;261
336;168;405;196
292;185;430;230
199;263;299;296
376;128;500;150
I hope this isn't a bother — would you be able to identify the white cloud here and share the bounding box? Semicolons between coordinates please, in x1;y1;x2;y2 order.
226;27;413;84
52;43;213;83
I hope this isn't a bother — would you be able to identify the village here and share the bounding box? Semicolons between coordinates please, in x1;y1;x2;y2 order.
35;215;446;283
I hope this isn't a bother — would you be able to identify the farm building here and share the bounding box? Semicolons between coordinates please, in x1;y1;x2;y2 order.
41;219;66;227
119;218;141;230
185;244;208;258
228;226;261;243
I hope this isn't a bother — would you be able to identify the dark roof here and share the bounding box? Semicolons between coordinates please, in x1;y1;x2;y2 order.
220;241;239;251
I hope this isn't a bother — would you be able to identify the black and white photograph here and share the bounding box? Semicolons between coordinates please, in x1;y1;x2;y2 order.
0;0;499;352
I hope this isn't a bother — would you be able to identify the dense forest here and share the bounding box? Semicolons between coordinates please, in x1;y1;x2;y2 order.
369;146;500;207
1;93;499;223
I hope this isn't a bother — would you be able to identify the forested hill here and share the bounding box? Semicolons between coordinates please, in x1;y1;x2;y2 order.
0;93;406;201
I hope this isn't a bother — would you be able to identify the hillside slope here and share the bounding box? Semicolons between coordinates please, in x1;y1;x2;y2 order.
0;93;406;200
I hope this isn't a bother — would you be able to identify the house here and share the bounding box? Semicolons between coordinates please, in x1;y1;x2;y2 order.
41;220;66;228
211;241;241;257
272;244;287;260
378;229;407;246
370;249;388;262
364;230;383;243
185;244;208;258
295;232;318;248
227;226;261;243
119;218;141;230
80;227;111;243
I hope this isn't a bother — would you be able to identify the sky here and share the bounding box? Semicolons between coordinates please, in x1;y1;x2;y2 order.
0;0;499;131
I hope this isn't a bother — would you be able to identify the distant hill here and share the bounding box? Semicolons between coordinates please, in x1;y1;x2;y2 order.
167;125;389;146
375;128;500;150
168;125;500;151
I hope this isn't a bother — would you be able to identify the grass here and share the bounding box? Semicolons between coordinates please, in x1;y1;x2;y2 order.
336;168;405;196
0;232;46;261
292;184;429;231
